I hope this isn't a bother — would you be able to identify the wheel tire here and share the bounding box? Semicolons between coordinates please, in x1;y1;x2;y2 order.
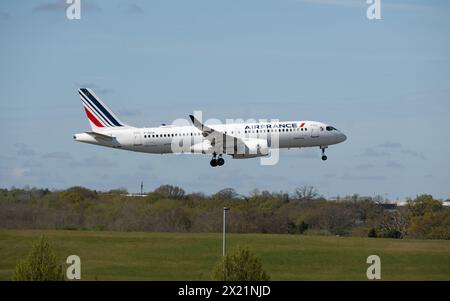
217;158;225;166
321;155;327;161
210;159;218;167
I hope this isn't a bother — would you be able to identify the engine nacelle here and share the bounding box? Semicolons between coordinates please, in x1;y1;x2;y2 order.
232;138;269;159
190;140;213;154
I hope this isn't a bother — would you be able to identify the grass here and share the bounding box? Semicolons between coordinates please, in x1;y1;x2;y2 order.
0;229;449;280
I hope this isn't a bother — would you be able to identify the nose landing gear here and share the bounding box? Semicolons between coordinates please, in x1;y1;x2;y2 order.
320;146;328;161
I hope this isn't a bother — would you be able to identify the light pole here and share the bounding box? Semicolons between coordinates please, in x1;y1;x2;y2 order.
223;207;229;257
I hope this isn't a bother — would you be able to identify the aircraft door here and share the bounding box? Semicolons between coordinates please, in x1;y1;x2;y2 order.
310;125;319;139
133;131;142;146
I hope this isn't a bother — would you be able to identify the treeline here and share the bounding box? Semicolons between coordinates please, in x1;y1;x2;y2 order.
0;185;449;239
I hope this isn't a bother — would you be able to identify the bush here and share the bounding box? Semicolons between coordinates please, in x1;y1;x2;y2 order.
12;236;65;281
368;228;377;238
381;229;402;239
211;247;270;281
287;221;309;234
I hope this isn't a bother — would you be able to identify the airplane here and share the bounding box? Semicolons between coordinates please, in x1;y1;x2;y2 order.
73;88;347;167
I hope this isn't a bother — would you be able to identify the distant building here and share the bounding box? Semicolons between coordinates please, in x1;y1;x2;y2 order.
396;200;409;207
125;193;147;197
379;203;398;210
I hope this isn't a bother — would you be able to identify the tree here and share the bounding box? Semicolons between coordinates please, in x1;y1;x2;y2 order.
61;186;97;203
154;185;185;199
212;188;239;200
294;185;318;201
107;188;128;195
211;247;270;281
408;210;450;239
12;236;65;281
378;209;409;239
407;194;442;217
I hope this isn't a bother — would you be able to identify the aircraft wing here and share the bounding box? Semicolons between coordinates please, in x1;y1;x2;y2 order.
189;115;243;154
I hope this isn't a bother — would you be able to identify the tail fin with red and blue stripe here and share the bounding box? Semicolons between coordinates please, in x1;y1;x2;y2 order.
78;88;131;131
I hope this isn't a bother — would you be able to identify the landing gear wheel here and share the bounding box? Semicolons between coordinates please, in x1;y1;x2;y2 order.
210;159;218;167
217;158;225;166
320;146;328;161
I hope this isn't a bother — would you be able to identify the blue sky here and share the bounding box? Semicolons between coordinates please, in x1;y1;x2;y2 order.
0;0;449;199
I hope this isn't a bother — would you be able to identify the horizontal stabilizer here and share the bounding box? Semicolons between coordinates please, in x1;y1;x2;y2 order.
85;131;114;141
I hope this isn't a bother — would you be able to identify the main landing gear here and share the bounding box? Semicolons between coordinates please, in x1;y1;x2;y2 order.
210;153;225;167
320;146;328;161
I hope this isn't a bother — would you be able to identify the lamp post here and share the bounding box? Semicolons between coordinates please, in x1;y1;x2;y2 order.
223;207;229;257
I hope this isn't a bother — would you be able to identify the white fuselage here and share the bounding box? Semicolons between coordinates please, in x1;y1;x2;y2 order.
74;120;347;156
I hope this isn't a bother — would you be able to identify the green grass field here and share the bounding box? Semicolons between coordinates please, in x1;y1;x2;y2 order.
0;229;449;280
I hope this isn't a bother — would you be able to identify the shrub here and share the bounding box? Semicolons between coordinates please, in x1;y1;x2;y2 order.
12;236;65;281
368;228;377;238
211;246;270;281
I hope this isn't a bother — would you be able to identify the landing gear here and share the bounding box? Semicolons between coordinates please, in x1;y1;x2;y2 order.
210;158;218;167
210;153;225;167
320;146;328;161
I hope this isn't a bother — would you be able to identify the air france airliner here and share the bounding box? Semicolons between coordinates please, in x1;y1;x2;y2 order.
73;88;347;167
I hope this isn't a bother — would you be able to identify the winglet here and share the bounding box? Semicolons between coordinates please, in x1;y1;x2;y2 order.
189;114;203;131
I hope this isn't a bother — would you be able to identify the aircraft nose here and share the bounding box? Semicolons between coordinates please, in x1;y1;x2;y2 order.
340;133;347;142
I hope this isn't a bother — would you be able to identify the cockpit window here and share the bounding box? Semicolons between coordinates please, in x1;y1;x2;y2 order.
326;126;337;131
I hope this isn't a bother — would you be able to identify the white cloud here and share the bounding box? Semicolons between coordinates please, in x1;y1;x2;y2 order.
11;167;28;179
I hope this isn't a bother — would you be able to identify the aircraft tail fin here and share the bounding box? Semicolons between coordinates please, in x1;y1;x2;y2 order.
78;88;131;131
